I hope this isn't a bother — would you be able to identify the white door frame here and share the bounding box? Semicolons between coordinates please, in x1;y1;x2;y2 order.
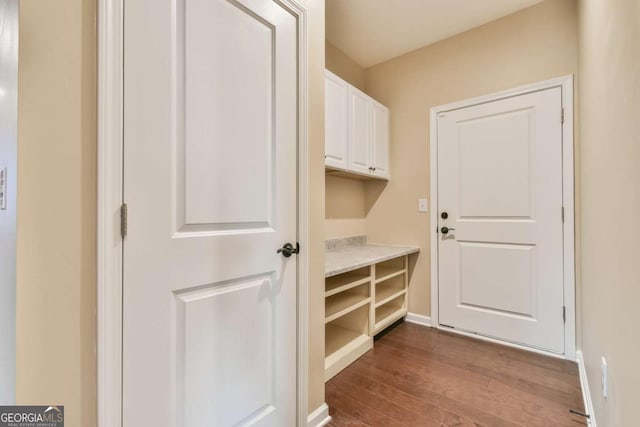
429;76;576;361
96;1;309;425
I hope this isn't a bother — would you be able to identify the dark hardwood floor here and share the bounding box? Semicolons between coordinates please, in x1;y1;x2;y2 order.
326;322;586;427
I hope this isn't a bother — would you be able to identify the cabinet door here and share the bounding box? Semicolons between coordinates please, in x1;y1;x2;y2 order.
348;87;371;175
371;101;389;179
325;71;349;170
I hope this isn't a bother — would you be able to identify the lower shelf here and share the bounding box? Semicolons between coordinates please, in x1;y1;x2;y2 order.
374;302;407;335
325;323;372;382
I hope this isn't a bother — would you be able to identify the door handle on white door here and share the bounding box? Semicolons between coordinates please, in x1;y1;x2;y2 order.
277;242;300;257
440;226;455;234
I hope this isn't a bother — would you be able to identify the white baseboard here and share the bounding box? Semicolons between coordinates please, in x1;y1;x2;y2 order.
576;350;597;426
307;403;331;427
405;312;432;327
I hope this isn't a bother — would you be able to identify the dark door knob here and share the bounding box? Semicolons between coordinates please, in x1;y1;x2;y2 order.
441;212;448;219
277;242;300;257
440;226;455;234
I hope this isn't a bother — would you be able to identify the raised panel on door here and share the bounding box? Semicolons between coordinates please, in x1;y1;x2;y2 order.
123;0;299;425
370;101;389;179
437;87;564;354
325;71;349;170
348;87;371;175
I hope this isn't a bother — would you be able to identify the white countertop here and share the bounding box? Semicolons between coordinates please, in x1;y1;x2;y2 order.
325;239;420;277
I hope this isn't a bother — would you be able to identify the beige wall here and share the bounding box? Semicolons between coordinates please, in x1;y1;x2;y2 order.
325;41;365;91
304;0;327;414
325;175;367;239
16;0;96;426
364;0;578;316
325;42;368;240
578;0;640;424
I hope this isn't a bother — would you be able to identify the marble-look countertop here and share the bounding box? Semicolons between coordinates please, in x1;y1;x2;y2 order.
325;236;420;278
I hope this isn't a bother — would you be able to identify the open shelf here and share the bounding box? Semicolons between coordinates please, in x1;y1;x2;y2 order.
375;274;405;307
375;267;406;283
375;287;406;308
323;252;413;379
325;268;370;297
374;294;406;334
325;322;372;381
325;323;369;360
375;257;406;283
325;286;370;323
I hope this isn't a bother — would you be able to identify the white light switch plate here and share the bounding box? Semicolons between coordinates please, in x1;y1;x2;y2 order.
418;198;428;212
0;167;6;210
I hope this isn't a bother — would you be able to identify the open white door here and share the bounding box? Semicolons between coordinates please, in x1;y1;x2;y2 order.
122;0;300;425
437;87;565;354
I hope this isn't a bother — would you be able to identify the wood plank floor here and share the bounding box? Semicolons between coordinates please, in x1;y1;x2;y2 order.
326;322;586;427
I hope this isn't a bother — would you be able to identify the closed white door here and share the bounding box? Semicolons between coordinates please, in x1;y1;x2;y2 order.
370;101;389;179
325;71;349;170
348;87;371;175
123;0;299;426
437;87;565;353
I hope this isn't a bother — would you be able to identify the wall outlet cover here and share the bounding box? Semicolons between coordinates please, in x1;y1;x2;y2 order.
418;198;428;212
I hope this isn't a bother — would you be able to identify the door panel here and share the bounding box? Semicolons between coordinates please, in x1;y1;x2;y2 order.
183;0;274;227
458;110;533;218
458;242;536;317
348;87;371;174
437;88;564;354
176;275;276;426
325;71;349;170
123;0;298;425
371;101;389;178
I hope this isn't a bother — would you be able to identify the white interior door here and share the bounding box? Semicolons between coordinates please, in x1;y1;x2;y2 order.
437;87;565;354
123;0;299;425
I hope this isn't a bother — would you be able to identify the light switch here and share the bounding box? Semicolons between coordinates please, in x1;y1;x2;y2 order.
0;167;6;210
418;198;428;213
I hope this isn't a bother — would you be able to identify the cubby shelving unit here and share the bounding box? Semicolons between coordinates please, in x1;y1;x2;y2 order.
324;254;410;381
372;256;408;334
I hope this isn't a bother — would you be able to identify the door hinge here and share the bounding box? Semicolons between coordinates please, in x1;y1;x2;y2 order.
120;203;128;238
561;107;565;124
563;306;566;323
562;206;565;222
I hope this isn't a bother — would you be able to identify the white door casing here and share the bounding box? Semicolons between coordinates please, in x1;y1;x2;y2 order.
98;0;306;426
430;77;575;358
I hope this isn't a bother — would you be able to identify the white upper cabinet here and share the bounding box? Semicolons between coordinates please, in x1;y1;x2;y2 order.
348;86;372;175
325;70;390;180
324;71;349;170
370;100;390;179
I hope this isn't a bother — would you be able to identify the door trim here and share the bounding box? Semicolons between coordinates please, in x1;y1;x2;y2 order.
97;0;310;425
429;75;576;360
